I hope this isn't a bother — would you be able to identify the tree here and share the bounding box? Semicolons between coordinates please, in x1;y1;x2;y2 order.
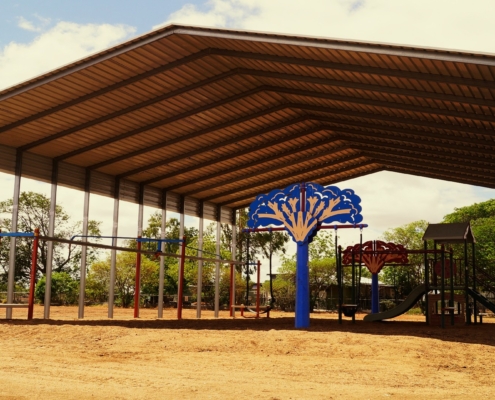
87;251;159;307
380;220;428;296
35;272;79;305
0;191;102;286
443;199;495;291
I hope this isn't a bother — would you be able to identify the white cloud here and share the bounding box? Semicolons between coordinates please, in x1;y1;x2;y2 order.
17;14;52;32
0;21;135;91
155;0;495;53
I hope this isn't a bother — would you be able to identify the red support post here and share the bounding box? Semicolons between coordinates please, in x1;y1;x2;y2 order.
134;237;142;318
28;228;39;320
177;236;186;320
256;260;261;319
229;263;234;317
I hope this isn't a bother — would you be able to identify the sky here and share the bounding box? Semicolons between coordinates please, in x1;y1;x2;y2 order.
1;0;495;274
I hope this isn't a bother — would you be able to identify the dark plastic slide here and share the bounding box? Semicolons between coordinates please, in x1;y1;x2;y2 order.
467;288;495;314
363;284;426;322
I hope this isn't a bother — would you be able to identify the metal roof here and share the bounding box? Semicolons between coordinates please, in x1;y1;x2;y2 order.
1;24;495;222
423;223;476;243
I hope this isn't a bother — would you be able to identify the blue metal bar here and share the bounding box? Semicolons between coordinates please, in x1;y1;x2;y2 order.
0;232;35;237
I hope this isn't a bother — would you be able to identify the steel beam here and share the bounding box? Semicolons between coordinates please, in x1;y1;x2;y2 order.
217;158;375;206
214;205;221;318
6;150;22;319
78;169;91;319
196;201;204;319
158;190;167;318
108;178;120;319
206;154;368;203
44;160;58;319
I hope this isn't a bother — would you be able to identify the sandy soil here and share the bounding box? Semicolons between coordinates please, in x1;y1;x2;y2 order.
0;306;494;399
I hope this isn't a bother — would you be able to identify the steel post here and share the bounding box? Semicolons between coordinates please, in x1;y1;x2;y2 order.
44;161;58;319
214;208;221;318
78;170;90;319
108;178;120;319
27;228;39;320
196;203;204;319
158;191;166;318
7;150;22;319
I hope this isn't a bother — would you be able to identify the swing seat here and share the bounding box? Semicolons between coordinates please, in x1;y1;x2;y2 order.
341;304;358;317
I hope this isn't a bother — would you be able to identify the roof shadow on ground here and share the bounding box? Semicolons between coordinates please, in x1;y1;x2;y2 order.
2;315;494;347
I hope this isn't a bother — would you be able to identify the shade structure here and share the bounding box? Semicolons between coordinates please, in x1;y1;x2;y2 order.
1;24;495;221
422;222;476;244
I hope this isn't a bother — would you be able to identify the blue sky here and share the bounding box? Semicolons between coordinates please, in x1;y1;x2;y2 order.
1;0;495;269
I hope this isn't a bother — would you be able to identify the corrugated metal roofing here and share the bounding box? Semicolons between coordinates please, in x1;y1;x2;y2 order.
1;24;495;222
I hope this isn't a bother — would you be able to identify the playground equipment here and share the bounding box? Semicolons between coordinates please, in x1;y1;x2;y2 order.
247;182;366;328
0;229;39;320
2;230;244;320
353;222;495;328
230;260;270;319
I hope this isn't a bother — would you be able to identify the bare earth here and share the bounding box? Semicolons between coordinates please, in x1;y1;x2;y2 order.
1;306;494;399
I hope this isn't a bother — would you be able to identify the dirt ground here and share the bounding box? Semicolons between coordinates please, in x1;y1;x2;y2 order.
0;306;494;399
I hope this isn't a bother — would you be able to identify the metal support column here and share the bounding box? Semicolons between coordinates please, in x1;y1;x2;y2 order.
158;190;167;318
231;209;237;318
78;170;91;319
6;150;22;319
44;160;58;319
196;201;204;319
214;205;221;318
135;184;144;318
108;178;120;319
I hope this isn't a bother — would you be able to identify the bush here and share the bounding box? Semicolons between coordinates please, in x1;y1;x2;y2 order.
379;299;396;312
35;272;79;305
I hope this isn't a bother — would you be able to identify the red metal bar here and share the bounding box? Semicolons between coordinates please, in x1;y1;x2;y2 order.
134;237;142;318
177;236;186;320
301;182;306;212
229;263;234;317
28;228;39;320
256;260;261;318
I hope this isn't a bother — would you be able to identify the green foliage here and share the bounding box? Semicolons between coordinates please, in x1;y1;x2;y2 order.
443;199;495;289
87;252;159;307
35;272;79;305
380;220;428;296
0;191;102;286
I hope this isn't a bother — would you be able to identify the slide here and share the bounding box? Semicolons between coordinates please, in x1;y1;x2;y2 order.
467;288;495;314
363;284;426;322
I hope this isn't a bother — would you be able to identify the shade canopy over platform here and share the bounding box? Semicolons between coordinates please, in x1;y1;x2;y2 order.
2;24;495;222
422;222;476;244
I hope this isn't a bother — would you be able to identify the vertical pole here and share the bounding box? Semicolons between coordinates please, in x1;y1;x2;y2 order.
449;248;454;326
472;241;477;324
158;190;167;318
246;235;250;304
230;209;237;317
44;160;58;319
108;178;120;319
295;182;310;328
440;245;445;329
371;241;379;314
78;170;90;319
7;150;22;319
134;238;142;318
134;185;144;319
337;244;342;324
196;202;204;319
351;250;356;323
295;242;310;328
256;259;261;318
336;228;341;323
214;206;221;318
357;227;363;309
177;236;186;320
464;239;470;325
28;228;39;320
424;240;429;325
